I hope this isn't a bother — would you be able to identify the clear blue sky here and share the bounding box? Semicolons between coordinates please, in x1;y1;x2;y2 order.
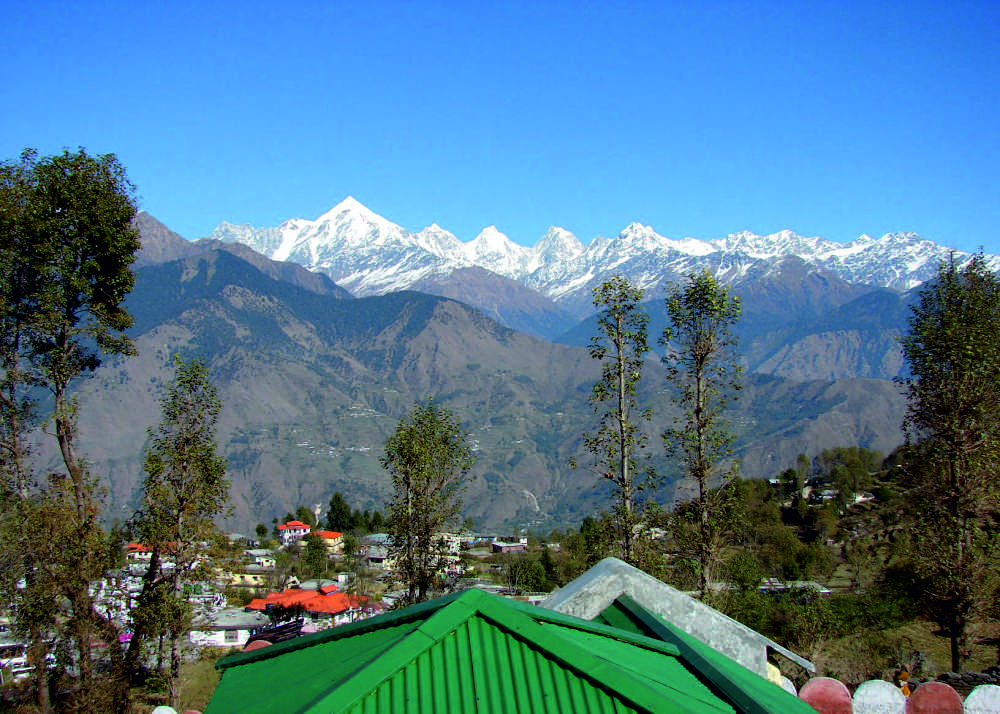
3;1;998;253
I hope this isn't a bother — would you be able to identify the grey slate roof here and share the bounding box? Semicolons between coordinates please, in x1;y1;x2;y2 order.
195;608;270;631
541;557;814;677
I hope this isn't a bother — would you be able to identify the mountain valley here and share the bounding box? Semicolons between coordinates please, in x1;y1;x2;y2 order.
46;208;993;532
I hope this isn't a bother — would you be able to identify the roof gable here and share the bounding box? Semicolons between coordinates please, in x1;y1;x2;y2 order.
207;588;807;714
542;558;814;676
277;520;311;530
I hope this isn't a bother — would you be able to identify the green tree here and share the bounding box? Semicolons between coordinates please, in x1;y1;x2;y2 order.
0;148;139;711
302;532;329;579
341;532;360;568
326;493;354;531
500;553;546;594
382;399;474;602
577;276;653;564
128;356;229;709
662;270;742;594
296;504;317;527
898;253;1000;672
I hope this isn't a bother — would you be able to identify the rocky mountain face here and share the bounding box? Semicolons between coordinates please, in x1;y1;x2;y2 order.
49;212;927;532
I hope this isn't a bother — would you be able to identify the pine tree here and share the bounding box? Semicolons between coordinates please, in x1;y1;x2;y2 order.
325;491;354;532
899;253;1000;672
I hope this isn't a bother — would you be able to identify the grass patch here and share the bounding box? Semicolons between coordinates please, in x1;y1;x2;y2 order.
814;619;1000;689
178;655;223;712
131;651;227;713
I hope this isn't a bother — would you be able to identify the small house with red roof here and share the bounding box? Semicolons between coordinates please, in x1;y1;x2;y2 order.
276;520;311;546
313;529;344;553
125;542;154;563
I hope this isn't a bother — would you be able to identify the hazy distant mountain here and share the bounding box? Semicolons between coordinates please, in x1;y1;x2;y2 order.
54;217;910;532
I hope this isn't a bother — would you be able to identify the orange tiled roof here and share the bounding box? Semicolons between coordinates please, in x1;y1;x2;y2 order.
246;586;368;616
126;541;178;553
314;530;343;540
277;520;311;531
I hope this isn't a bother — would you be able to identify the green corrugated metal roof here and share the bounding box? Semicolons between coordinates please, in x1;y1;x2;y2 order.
205;588;806;714
593;596;815;714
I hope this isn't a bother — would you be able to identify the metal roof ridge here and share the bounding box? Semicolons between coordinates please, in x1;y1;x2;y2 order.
614;594;777;714
462;591;718;713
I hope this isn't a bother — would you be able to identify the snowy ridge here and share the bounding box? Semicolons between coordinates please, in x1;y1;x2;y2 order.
207;197;998;304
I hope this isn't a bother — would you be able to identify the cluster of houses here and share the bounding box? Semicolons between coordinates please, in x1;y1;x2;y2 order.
2;513;554;690
206;521;534;647
195;520;371;648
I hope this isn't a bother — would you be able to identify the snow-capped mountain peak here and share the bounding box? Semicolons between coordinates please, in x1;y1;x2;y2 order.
463;226;527;275
208;197;996;310
314;196;402;235
535;227;584;259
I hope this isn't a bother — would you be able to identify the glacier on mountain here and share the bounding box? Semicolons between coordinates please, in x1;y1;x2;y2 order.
207;196;997;307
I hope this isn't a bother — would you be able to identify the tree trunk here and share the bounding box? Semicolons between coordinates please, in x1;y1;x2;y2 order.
29;624;51;714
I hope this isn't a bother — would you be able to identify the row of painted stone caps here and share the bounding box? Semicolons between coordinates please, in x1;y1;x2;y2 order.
796;677;1000;713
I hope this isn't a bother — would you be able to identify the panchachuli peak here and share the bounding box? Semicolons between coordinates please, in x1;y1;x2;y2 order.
533;227;585;261
208;196;997;310
315;195;369;222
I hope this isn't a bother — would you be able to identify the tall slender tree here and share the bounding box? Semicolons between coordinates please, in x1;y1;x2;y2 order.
0;148;139;711
662;270;742;595
128;356;228;709
382;399;473;602
899;253;1000;672
578;276;653;563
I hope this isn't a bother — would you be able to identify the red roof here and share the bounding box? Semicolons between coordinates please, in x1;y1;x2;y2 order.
126;541;177;553
246;586;367;616
314;530;343;540
305;591;367;615
277;520;311;531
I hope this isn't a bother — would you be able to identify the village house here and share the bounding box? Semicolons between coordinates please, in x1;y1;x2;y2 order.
125;542;154;563
361;544;390;570
226;568;268;589
190;608;270;649
313;529;344;553
491;538;527;553
276;520;312;546
244;548;276;569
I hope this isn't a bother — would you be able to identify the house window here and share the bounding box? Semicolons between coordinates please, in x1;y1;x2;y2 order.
224;630;239;643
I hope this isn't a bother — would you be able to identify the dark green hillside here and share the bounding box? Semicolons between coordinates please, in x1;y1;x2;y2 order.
45;244;907;532
559;284;912;382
